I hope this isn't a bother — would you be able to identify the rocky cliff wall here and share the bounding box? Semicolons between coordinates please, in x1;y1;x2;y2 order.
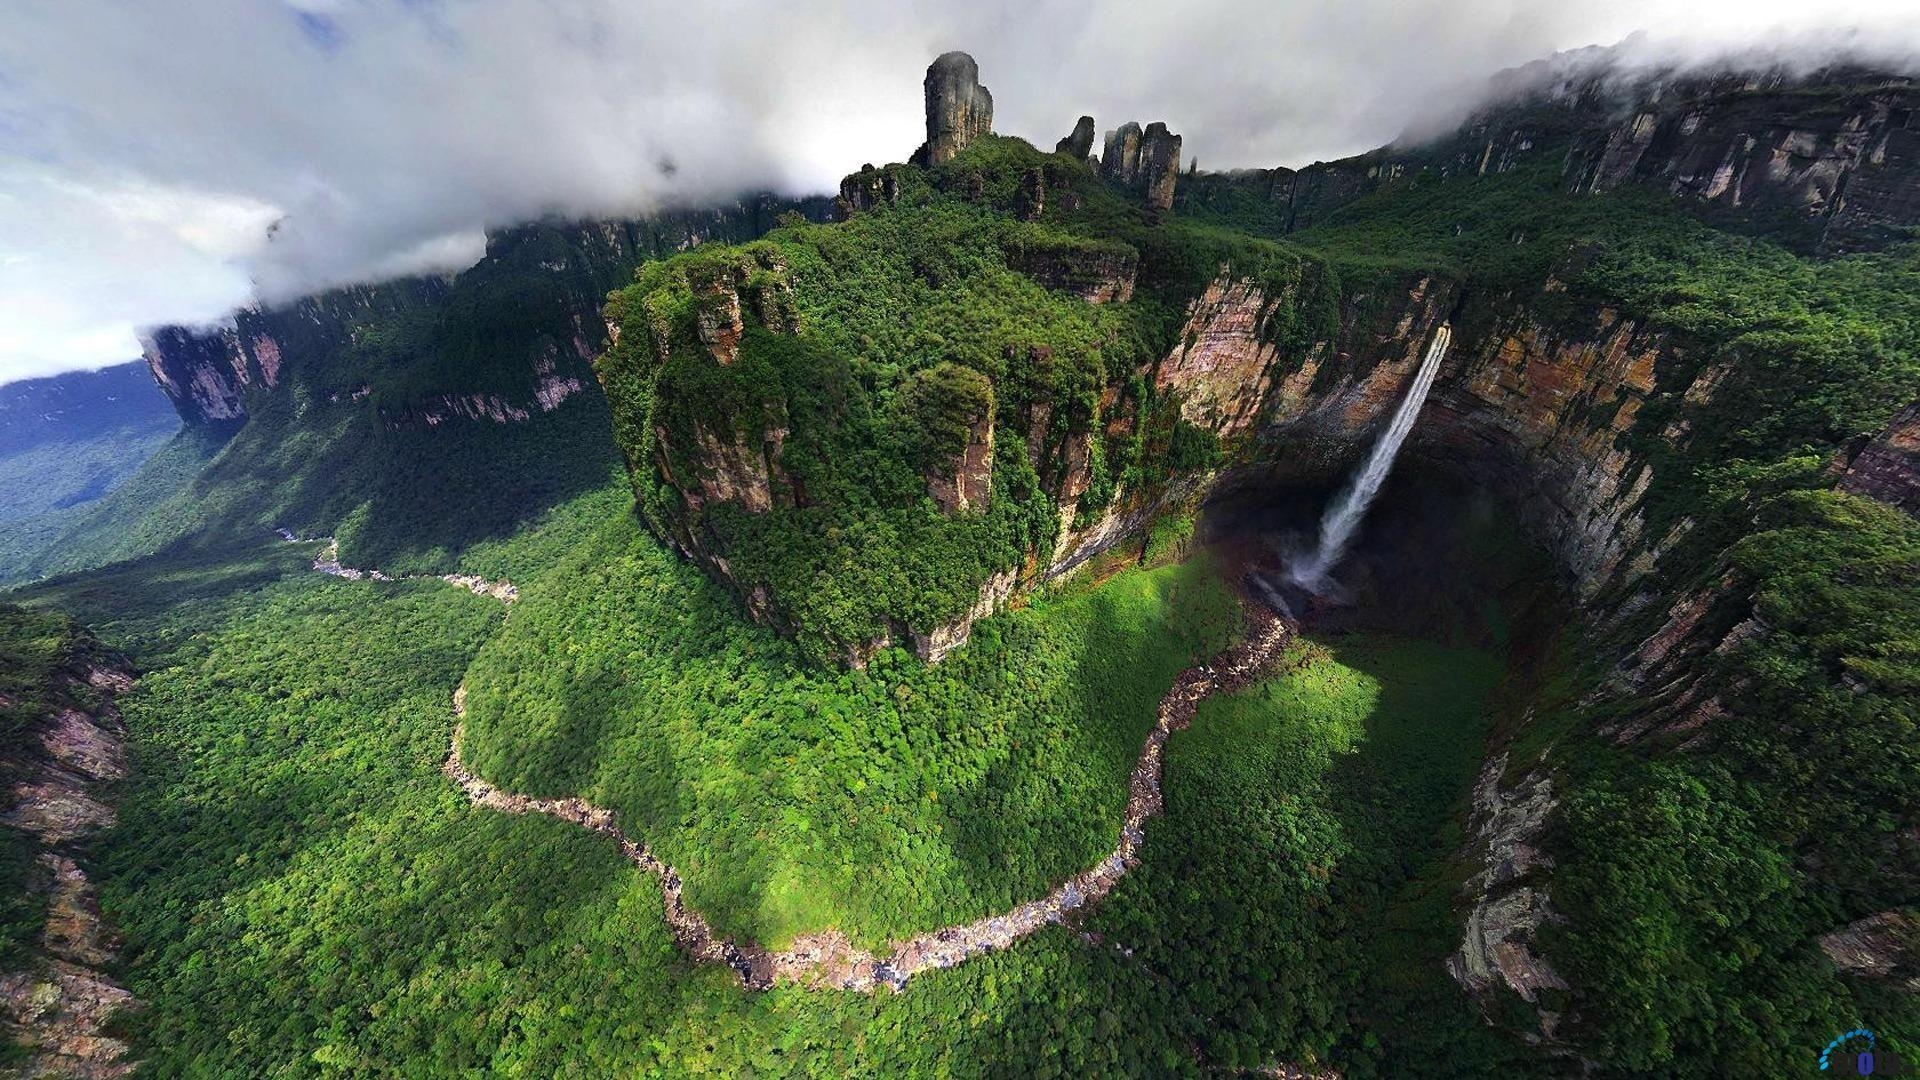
1138;263;1699;605
141;197;833;432
1178;66;1920;251
0;618;137;1078
1836;399;1920;514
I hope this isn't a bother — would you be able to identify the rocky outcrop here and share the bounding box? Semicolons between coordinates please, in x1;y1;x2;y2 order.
1056;116;1096;162
837;164;904;218
1006;238;1138;303
690;261;747;366
1101;121;1183;210
0;629;137;1078
1101;123;1143;185
926;410;994;515
915;52;993;166
1448;753;1569;1037
662;422;790;517
139;324;254;429
910;568;1016;664
1818;910;1920;990
1836;399;1920;515
1138;123;1183;211
619;248;803;534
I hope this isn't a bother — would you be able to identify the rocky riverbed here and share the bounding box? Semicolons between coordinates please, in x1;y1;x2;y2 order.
445;612;1293;991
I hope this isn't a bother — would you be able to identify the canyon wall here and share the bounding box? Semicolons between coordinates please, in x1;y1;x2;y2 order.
142;197;833;432
1178;67;1920;252
613;55;1918;682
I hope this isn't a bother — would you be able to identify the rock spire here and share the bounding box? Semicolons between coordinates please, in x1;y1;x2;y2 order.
915;52;994;166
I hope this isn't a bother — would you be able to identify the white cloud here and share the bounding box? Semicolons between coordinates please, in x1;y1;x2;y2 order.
2;0;1918;383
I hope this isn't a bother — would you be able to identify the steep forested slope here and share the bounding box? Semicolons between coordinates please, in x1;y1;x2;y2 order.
1;49;1914;1079
0;362;179;583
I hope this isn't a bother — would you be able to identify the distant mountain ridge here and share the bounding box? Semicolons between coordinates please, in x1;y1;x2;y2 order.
0;362;181;585
0;361;175;460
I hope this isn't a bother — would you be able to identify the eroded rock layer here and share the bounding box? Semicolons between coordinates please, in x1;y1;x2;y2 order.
0;619;137;1078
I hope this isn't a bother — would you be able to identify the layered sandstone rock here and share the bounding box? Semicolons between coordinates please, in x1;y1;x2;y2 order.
1837;400;1920;515
0;649;138;1079
1153;273;1285;436
915;52;994;166
1448;753;1569;1036
926;411;994;515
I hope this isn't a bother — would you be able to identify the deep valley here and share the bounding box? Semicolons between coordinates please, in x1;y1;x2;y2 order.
1;35;1916;1080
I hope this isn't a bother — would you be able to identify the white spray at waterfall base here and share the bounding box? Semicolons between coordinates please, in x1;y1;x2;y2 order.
1288;323;1452;594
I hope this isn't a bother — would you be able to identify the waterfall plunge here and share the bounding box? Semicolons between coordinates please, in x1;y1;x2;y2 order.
1287;323;1452;594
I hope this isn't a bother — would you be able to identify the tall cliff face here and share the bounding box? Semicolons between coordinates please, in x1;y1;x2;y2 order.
1153;268;1688;601
141;197;833;432
142;279;448;429
1179;65;1920;252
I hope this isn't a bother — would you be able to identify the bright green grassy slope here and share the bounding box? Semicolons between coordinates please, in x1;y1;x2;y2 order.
458;489;1241;948
1093;636;1522;1077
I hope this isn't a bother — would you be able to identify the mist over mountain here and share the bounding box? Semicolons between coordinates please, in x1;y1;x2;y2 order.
6;0;1920;382
0;12;1917;1074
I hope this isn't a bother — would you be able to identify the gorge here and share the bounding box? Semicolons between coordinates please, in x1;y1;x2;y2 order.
0;38;1914;1080
1286;323;1452;594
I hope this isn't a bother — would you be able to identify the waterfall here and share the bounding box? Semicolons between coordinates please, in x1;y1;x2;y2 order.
1287;323;1451;594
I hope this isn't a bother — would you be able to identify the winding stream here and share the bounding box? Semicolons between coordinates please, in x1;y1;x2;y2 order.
287;532;1292;992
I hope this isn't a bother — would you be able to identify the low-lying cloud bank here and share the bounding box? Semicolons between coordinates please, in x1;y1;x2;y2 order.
3;0;1918;381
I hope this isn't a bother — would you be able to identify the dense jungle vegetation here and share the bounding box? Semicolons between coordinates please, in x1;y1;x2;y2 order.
2;96;1915;1077
458;485;1241;947
1274;155;1920;1071
597;136;1330;661
5;479;1541;1076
